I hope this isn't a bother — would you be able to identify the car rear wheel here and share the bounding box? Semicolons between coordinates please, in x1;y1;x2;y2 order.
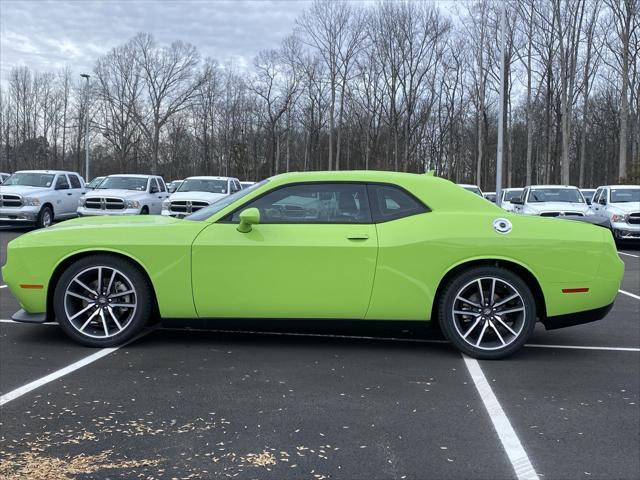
53;255;153;347
37;206;53;228
438;266;536;359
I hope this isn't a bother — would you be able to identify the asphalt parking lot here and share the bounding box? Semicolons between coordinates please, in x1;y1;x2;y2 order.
0;227;638;480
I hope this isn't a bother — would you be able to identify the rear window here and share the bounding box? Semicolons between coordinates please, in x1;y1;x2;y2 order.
369;184;428;222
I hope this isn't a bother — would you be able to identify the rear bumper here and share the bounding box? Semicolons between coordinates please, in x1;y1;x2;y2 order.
541;302;613;330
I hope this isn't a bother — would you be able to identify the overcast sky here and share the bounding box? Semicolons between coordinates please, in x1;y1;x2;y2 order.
0;0;310;84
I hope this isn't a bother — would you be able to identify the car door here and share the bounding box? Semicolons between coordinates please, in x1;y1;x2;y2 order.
65;174;84;217
53;174;76;218
147;178;165;214
191;182;378;319
591;188;603;218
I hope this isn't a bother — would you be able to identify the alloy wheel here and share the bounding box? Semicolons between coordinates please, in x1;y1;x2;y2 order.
63;266;138;339
451;276;526;351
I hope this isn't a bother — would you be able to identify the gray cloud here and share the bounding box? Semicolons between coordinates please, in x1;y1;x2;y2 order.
0;0;309;82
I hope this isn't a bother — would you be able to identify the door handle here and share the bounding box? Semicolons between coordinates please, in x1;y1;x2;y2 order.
347;234;369;240
66;192;73;196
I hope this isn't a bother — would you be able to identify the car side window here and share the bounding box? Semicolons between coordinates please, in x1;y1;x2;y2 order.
230;180;240;194
228;183;372;224
149;179;159;194
592;188;602;204
157;178;166;192
69;174;81;189
55;174;70;190
368;184;428;222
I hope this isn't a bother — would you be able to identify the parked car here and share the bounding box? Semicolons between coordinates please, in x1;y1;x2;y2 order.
162;176;241;218
458;183;484;196
498;188;524;212
0;172;10;184
512;185;589;217
77;174;169;216
483;192;496;203
241;181;256;189
590;185;640;241
167;180;183;193
0;170;85;228
3;171;623;360
580;188;596;205
86;176;105;190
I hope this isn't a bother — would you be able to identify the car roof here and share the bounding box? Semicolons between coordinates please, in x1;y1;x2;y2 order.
599;185;640;189
184;176;233;180
106;174;154;178
457;183;480;188
502;187;523;191
528;185;579;189
15;170;80;175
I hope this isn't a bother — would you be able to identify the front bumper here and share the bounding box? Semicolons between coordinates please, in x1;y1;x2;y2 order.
77;206;141;216
612;222;640;240
0;206;39;223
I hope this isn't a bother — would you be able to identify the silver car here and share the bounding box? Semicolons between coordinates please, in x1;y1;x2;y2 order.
590;185;640;241
512;185;590;218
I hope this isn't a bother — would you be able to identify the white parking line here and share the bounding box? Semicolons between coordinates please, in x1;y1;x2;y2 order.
0;328;155;406
463;356;538;480
618;252;639;258
619;289;640;301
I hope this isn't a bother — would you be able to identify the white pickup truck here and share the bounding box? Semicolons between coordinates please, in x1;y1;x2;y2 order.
590;185;640;241
0;170;85;228
77;174;169;216
162;176;241;217
512;185;590;218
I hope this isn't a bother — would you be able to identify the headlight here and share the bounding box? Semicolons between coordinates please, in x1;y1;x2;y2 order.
611;213;626;223
22;197;41;206
162;200;170;209
125;200;141;209
79;196;86;207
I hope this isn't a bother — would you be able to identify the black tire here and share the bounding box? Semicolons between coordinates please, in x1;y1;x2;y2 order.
140;206;149;215
53;254;153;347
36;205;54;229
437;266;537;360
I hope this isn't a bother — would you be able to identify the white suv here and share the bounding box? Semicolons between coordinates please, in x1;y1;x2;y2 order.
512;185;589;218
162;176;241;218
590;185;640;241
499;188;524;212
78;174;169;216
0;170;85;228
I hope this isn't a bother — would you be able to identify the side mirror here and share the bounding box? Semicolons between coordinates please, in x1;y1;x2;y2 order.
599;198;606;206
237;208;260;233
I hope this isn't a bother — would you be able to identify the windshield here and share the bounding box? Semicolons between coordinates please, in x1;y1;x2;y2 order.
503;189;523;202
528;188;584;203
87;177;104;188
98;176;148;191
462;186;482;196
178;179;228;194
610;189;640;203
186;179;268;221
3;172;55;188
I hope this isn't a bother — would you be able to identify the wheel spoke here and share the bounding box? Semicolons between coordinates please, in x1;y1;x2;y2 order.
456;296;481;309
109;289;135;299
463;317;482;339
66;291;94;303
99;309;109;336
475;322;489;346
489;322;506;345
73;278;97;296
106;269;117;295
490;278;496;305
453;310;480;316
493;292;519;308
107;306;123;331
477;279;485;305
496;306;524;315
97;267;102;294
110;303;135;308
79;308;100;332
494;315;517;336
68;303;95;321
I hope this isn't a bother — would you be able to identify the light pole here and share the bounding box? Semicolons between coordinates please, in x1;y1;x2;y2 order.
495;1;506;207
80;73;91;181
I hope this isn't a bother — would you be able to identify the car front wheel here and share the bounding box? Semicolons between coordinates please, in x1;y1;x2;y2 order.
37;205;54;228
53;254;153;347
438;266;537;359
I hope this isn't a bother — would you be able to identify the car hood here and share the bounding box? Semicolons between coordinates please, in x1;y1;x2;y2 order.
0;185;51;196
607;202;640;213
87;189;148;200
525;202;589;212
51;214;182;230
168;191;227;203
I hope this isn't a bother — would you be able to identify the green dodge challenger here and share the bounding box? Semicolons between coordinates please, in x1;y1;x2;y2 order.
2;171;624;359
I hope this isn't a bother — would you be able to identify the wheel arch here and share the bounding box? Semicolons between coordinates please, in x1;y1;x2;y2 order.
47;249;160;321
430;257;547;328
